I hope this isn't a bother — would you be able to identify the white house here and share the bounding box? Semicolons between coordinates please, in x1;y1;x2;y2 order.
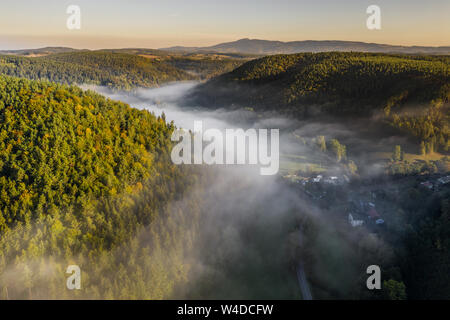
348;214;364;227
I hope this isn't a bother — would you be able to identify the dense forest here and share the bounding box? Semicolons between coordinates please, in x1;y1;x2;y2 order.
0;75;205;299
190;52;450;154
104;49;249;80
0;51;194;90
192;52;449;112
0;50;248;90
164;55;245;79
398;184;450;298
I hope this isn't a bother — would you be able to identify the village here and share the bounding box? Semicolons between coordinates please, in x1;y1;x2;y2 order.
419;175;450;191
284;172;450;232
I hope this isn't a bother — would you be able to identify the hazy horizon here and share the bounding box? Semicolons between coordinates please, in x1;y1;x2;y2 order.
0;0;449;50
1;37;449;52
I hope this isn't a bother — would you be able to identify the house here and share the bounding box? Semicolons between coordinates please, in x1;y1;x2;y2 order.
437;176;450;185
348;214;364;227
367;208;380;219
313;175;323;183
420;181;434;190
324;176;342;185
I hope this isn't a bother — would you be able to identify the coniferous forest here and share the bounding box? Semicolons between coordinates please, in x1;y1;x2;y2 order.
0;74;207;299
191;52;449;155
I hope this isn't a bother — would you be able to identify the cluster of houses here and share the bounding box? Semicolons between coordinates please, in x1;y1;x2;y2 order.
284;174;351;201
285;174;350;186
347;199;385;228
420;175;450;191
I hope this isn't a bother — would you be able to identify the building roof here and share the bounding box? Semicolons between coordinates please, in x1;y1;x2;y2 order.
438;176;450;184
420;181;434;189
368;208;380;218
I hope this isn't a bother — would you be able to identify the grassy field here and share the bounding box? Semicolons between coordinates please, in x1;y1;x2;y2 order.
373;151;447;162
280;154;328;175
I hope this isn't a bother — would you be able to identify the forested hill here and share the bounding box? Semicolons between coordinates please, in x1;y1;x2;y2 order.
0;75;201;299
0;51;195;90
191;52;450;153
0;74;177;229
192;52;449;112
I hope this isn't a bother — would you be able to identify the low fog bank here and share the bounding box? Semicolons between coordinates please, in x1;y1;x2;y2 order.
78;82;396;299
83;82;410;177
83;83;304;133
170;167;384;299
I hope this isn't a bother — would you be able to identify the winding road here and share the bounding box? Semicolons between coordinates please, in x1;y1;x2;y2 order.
297;231;313;300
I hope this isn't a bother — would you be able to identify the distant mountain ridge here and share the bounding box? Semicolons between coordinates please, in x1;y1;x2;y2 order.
161;38;450;55
3;39;449;57
0;46;78;56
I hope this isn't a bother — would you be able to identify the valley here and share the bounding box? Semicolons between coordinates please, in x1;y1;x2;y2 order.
0;47;449;300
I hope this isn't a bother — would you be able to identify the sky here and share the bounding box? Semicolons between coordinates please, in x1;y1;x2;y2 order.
0;0;449;50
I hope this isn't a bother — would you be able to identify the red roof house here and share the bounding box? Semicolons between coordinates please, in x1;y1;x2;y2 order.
368;208;380;219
